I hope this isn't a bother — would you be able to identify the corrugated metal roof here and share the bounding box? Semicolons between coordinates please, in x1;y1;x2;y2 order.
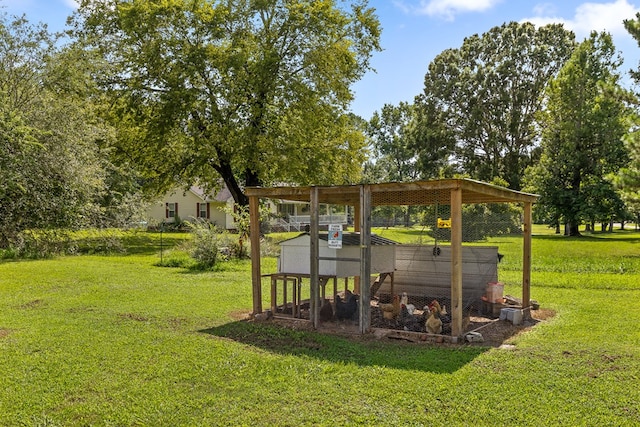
280;232;397;246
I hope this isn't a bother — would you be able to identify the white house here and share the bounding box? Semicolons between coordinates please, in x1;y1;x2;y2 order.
147;185;236;229
147;185;350;231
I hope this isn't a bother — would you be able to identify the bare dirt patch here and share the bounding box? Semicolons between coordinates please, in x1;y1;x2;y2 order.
18;299;45;310
464;308;555;347
264;308;555;347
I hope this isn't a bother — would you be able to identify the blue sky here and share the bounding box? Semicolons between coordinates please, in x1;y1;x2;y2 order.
3;0;640;119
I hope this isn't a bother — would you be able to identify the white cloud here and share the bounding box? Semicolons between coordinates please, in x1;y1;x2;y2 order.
395;0;503;21
523;0;640;39
62;0;79;9
532;3;558;17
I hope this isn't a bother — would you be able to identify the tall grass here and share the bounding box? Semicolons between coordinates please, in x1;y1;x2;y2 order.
1;228;639;425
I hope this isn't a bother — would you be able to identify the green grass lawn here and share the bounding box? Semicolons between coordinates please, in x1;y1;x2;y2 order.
1;227;639;426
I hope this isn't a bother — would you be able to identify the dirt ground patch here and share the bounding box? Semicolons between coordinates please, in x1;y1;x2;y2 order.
265;307;555;347
463;308;555;346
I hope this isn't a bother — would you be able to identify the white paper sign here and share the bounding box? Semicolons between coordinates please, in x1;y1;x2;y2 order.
328;224;343;249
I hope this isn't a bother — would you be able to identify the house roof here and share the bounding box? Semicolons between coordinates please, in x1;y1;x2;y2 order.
188;185;233;203
280;232;398;246
245;178;538;206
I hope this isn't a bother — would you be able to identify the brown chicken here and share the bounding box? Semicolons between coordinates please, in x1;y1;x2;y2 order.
425;305;443;334
379;294;401;320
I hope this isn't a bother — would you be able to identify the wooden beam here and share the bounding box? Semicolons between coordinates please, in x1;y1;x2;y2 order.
522;202;533;316
358;185;372;334
450;186;463;339
353;202;361;294
249;195;262;314
245;178;539;207
310;187;320;329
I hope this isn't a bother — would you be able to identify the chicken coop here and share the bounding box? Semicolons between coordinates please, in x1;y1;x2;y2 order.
278;232;397;277
246;178;537;340
270;232;397;318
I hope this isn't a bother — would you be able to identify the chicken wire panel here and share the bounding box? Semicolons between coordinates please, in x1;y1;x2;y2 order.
372;187;449;207
369;198;524;334
371;244;499;332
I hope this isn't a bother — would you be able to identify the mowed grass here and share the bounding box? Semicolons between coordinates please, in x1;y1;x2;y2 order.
1;227;639;426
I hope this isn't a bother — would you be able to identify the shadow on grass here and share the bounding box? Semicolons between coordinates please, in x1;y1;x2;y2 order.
199;320;489;373
532;231;640;244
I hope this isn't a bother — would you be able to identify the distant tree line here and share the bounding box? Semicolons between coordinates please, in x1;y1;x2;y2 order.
365;21;640;235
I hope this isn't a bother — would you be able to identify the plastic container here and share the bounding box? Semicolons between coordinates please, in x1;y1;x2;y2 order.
485;282;504;303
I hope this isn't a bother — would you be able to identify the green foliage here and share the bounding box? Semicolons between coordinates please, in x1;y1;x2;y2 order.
415;21;576;190
0;14;144;247
366;102;423;182
609;121;640;227
4;228;133;259
182;218;254;270
186;220;220;269
526;32;632;235
417;203;522;242
72;0;381;205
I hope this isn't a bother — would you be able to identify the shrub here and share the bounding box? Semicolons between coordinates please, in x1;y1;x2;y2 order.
10;229;76;258
187;221;220;268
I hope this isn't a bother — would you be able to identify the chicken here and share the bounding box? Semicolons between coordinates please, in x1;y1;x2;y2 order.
399;292;416;315
398;304;422;332
319;298;334;322
379;294;401;320
400;292;408;307
425;305;443;334
335;290;358;320
405;303;416;315
427;299;445;316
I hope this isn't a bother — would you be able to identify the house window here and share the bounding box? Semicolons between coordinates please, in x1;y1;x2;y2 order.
198;202;208;219
166;202;177;218
278;204;294;216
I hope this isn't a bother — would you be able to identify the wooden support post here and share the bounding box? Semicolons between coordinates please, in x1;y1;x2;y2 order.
358;185;372;334
450;186;463;338
249;195;262;314
353;203;361;294
522;202;533;318
270;276;277;314
310;187;320;329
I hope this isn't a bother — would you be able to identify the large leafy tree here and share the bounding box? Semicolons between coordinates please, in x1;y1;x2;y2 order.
609;124;640;229
526;32;631;236
71;0;381;206
0;12;144;248
617;14;640;228
366;102;420;183
414;21;575;190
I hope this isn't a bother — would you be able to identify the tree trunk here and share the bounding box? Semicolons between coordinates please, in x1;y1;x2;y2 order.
213;159;249;207
567;221;581;236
